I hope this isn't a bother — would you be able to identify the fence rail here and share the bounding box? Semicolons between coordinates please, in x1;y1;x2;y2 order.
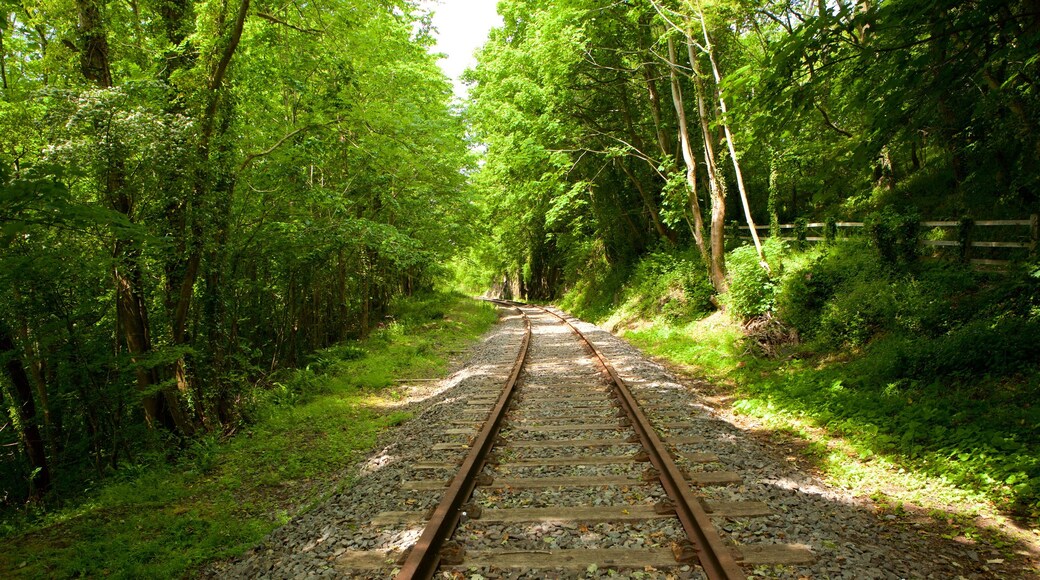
737;215;1039;269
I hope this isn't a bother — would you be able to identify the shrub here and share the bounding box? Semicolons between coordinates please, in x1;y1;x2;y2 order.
794;217;809;247
776;254;839;335
824;216;838;242
776;241;887;339
678;265;716;318
628;249;715;321
892;263;980;337
864;208;920;266
723;244;777;320
818;276;897;346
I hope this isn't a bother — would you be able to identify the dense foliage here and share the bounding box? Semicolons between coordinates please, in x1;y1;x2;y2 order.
465;0;1039;296
625;243;1040;519
464;0;1040;521
0;292;495;577
0;0;470;505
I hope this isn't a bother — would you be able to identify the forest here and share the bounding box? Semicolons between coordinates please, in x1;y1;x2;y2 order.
1;0;1039;574
459;0;1039;523
0;0;471;502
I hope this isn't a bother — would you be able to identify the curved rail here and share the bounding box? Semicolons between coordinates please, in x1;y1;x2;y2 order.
395;301;531;580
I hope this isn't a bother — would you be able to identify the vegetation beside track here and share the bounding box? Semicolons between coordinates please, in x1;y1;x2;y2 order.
0;292;497;578
557;241;1040;530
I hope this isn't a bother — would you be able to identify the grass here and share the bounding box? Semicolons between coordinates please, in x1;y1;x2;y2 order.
560;243;1040;527
0;291;498;579
620;314;1040;526
614;310;1039;575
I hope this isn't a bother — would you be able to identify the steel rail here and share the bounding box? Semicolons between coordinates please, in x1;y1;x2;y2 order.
535;304;746;580
395;301;531;580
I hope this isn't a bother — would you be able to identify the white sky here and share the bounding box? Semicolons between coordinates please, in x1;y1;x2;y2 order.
423;0;503;100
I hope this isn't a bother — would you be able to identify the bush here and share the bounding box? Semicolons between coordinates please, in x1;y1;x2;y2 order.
891;263;980;337
776;253;841;336
723;243;777;320
818;276;897;346
629;249;715;321
776;241;887;339
864;208;920;266
678;266;716;318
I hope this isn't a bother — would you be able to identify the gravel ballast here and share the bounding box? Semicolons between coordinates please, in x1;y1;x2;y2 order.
207;303;1037;579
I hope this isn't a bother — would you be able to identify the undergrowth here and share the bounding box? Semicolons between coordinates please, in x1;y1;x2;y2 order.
0;292;497;578
559;246;714;328
561;240;1040;525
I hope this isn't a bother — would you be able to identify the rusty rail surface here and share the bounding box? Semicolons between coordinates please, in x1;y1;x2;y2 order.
397;300;744;579
537;305;746;580
394;301;531;580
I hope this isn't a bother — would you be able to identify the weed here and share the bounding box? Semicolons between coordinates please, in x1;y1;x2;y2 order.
571;239;1040;525
0;292;497;578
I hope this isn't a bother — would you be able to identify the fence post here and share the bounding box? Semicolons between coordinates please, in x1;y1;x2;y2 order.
794;217;808;248
1031;214;1038;258
728;220;740;242
958;216;974;263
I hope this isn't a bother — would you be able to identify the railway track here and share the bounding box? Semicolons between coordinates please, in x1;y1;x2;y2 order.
338;301;813;578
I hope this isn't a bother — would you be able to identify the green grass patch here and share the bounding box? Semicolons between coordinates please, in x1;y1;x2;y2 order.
559;247;715;330
563;242;1040;527
620;306;1040;526
0;292;498;578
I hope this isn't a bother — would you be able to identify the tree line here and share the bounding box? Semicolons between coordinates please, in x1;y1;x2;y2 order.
464;0;1039;297
0;0;471;503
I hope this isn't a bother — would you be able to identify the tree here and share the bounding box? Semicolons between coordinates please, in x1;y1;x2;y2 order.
468;0;1039;301
0;0;471;503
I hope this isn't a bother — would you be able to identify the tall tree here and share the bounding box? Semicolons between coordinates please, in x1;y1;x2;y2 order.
0;322;50;499
0;0;472;502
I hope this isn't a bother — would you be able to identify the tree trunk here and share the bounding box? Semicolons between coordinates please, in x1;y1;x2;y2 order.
856;0;872;45
617;86;677;245
360;253;371;338
156;0;249;433
75;0;192;433
75;0;113;87
0;18;9;92
697;6;767;270
638;13;671;158
337;249;348;339
617;159;676;245
768;153;781;237
688;32;728;292
667;37;708;262
14;315;55;455
0;323;51;500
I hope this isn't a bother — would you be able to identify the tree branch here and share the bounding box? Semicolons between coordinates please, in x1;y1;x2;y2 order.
814;100;852;137
256;11;321;34
238;121;336;172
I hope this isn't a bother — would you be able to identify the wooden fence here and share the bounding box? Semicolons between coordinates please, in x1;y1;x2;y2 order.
737;215;1039;269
